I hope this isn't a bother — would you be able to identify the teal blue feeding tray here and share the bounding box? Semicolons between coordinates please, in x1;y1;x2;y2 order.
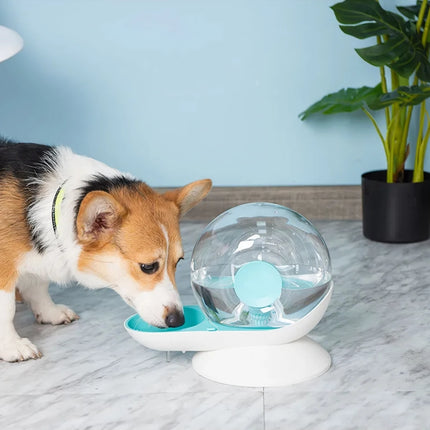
126;305;275;333
124;202;334;387
126;306;207;333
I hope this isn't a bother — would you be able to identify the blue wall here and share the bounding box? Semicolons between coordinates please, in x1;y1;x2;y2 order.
0;0;421;186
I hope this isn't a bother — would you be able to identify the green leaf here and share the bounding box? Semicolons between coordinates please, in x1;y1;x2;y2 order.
397;5;421;20
332;0;405;27
339;22;387;39
299;84;383;120
417;53;430;79
397;3;429;23
331;0;430;80
368;85;430;109
398;2;430;42
355;37;408;66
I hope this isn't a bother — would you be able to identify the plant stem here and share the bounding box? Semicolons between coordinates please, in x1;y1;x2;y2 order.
389;70;401;182
420;123;430;173
417;0;428;31
377;35;393;181
422;4;430;45
413;2;430;182
414;108;430;182
377;36;390;129
400;105;413;167
418;122;430;181
362;107;392;181
414;101;427;181
401;70;418;164
362;107;387;151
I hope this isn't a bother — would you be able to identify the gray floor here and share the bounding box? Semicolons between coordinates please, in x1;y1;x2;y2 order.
1;221;430;430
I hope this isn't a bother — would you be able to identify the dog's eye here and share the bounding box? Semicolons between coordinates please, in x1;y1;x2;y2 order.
176;257;184;267
140;262;159;274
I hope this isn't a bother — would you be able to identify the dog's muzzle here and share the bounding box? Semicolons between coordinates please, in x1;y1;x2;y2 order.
165;308;185;328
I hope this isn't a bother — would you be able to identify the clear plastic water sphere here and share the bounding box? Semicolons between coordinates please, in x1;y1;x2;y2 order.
190;203;332;328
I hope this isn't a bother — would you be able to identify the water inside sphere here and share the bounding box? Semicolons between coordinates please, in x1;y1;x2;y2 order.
190;203;332;328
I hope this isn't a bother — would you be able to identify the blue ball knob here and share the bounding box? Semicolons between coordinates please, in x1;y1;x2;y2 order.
234;261;282;308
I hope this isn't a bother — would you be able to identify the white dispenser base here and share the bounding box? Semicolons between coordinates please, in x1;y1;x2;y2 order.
125;287;334;387
192;336;331;387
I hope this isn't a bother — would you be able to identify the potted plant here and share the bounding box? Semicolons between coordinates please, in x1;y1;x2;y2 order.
300;0;430;243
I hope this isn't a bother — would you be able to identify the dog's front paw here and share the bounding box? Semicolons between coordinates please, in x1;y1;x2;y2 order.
35;304;80;325
0;337;42;362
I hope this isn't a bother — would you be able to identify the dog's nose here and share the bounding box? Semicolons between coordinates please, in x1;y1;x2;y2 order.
165;308;185;328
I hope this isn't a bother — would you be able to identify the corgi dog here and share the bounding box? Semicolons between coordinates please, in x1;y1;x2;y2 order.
0;139;211;362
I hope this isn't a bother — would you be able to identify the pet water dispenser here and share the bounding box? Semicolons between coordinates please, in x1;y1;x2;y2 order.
125;203;333;387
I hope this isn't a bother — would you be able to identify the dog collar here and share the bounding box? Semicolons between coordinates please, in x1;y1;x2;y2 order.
51;181;66;236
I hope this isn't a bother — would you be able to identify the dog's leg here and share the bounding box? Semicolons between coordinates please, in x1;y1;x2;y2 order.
19;276;79;325
0;286;42;362
0;176;43;361
15;288;24;303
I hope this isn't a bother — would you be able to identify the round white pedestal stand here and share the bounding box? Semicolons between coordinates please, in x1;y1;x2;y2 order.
192;336;331;387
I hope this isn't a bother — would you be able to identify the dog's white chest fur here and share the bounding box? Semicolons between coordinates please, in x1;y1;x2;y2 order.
18;249;73;284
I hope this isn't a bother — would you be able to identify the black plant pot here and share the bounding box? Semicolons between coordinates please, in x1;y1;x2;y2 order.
362;170;430;243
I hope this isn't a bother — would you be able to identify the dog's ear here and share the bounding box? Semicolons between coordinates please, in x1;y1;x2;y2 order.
76;191;126;246
163;179;212;217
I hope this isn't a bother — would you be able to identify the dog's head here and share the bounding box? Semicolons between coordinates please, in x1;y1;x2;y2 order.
75;179;212;328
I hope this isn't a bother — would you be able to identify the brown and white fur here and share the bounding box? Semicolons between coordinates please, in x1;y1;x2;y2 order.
0;140;211;362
